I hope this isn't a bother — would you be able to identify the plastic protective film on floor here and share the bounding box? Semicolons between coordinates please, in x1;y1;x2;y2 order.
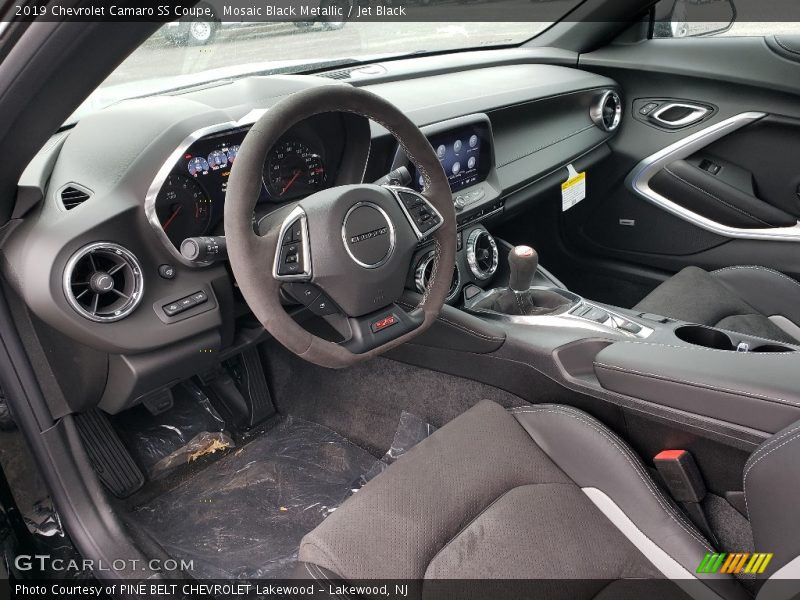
134;412;435;579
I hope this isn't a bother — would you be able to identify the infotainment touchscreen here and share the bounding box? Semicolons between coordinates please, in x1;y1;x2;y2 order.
413;124;491;193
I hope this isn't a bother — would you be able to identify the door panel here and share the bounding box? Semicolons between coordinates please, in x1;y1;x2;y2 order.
559;36;800;298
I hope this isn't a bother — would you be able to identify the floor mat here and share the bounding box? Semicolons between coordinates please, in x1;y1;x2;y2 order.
263;342;526;456
133;416;380;578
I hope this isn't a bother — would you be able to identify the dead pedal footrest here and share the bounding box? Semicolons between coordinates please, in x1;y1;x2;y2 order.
75;409;144;498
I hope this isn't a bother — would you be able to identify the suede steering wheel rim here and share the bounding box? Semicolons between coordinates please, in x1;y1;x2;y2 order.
224;86;457;368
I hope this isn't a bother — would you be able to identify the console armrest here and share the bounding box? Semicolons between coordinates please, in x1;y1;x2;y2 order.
593;342;800;433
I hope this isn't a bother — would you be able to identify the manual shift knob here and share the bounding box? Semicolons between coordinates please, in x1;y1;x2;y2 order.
508;246;538;292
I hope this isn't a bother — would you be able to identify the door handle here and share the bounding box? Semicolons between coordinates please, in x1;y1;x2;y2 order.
650;102;711;128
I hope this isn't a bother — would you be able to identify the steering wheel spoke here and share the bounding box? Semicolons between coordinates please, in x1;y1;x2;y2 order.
273;205;312;282
339;303;424;354
385;186;445;241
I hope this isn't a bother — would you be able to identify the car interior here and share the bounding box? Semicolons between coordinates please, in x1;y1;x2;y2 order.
2;1;800;598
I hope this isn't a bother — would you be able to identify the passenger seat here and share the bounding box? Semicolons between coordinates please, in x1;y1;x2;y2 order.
635;266;800;344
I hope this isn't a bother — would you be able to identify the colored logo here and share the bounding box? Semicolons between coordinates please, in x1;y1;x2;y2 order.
697;553;773;575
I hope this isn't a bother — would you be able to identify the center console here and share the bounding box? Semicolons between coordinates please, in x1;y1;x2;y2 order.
390;113;800;445
443;242;800;438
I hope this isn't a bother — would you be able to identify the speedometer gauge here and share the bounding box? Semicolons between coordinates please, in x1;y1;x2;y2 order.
207;150;228;170
155;175;212;247
264;140;325;202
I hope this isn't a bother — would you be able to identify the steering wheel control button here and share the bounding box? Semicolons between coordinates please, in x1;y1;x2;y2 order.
158;264;176;280
308;294;337;316
274;206;312;281
342;202;395;269
278;243;304;276
284;282;319;306
370;313;398;333
290;220;303;243
397;190;423;210
388;187;445;239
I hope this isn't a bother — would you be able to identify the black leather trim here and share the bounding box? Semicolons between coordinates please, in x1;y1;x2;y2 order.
766;35;800;63
593;342;800;434
743;418;800;578
398;291;506;353
649;160;796;229
511;405;749;600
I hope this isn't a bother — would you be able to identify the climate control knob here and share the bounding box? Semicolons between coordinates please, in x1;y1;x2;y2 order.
454;195;467;211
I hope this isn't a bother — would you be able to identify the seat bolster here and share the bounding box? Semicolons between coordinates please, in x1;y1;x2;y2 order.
712;266;800;338
510;405;745;596
298;400;571;580
634;266;755;325
743;418;800;579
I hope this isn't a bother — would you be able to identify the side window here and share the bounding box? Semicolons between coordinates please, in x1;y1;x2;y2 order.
651;0;737;38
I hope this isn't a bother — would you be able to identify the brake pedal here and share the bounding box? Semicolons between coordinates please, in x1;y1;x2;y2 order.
208;348;275;429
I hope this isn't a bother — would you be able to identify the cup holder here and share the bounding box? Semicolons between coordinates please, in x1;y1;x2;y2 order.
675;325;735;350
675;325;795;352
752;344;795;353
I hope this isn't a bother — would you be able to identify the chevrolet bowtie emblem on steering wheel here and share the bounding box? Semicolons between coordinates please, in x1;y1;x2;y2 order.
349;226;388;244
342;202;396;269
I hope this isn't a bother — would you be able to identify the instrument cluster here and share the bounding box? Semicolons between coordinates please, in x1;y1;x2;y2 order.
152;115;344;249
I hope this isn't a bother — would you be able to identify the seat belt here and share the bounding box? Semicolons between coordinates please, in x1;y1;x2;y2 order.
654;449;719;547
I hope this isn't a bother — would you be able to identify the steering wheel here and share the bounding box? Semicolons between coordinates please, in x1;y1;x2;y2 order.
225;86;456;368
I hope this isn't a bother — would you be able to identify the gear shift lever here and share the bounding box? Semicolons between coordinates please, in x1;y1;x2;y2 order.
508;246;538;292
470;244;571;316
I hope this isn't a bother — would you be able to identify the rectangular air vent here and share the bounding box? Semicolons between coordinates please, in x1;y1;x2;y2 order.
60;185;91;210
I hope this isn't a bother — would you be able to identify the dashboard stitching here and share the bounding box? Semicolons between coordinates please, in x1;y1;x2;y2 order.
496;124;595;168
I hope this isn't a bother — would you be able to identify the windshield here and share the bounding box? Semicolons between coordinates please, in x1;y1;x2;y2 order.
73;20;563;123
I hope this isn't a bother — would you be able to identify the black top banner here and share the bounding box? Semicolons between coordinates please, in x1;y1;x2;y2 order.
5;0;800;24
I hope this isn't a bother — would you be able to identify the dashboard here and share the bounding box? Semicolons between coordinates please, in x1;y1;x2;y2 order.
146;112;358;261
4;60;620;414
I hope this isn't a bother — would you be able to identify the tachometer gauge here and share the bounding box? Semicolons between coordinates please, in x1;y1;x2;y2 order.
225;145;239;163
264;140;325;202
207;149;228;170
155;175;213;247
187;156;210;177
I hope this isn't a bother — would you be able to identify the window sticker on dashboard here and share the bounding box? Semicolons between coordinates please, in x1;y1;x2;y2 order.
561;164;586;211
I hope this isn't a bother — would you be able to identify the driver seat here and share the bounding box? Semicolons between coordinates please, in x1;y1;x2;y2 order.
298;400;797;599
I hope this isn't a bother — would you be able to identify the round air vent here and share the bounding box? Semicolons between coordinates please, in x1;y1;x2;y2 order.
590;90;623;132
466;229;499;281
415;251;460;302
63;242;144;322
